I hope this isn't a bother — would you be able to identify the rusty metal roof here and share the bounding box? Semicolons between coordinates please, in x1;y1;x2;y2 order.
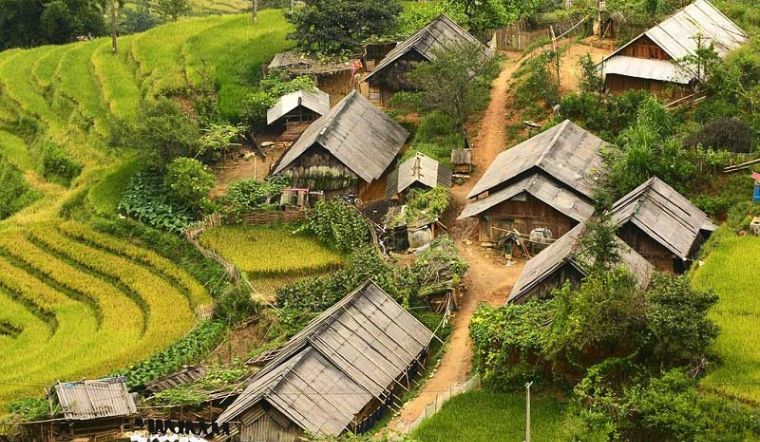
54;377;137;421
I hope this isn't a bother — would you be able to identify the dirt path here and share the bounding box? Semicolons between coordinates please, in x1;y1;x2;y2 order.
386;55;526;434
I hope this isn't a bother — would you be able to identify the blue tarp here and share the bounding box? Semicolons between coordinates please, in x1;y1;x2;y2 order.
754;183;760;202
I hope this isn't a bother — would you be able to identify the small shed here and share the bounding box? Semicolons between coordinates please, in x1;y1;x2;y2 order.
450;148;473;174
271;91;409;200
216;281;433;440
610;177;717;273
508;223;654;304
266;89;330;139
386;152;452;200
599;0;748;98
462;120;603;244
362;15;488;107
268;51;361;105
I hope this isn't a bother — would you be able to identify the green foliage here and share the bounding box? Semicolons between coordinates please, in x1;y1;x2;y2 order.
36;141;82;186
411;41;500;147
164;157;214;209
579;53;603;93
118;0;161;35
413;111;463;153
214;281;260;324
287;0;402;55
122;320;227;388
154;0;190;21
559;90;650;140
9;397;54;421
396;1;467;36
119;169;196;233
299;200;370;253
0;155;39;220
217;176;290;218
134;98;200;165
198;123;243;163
685;117;755;153
401;186;451;223
0;0;105;50
513;51;559;119
152;363;248;406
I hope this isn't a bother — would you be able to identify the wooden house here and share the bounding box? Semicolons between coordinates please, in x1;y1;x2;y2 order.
271;91;409;200
508;223;654;304
216;281;433;441
267;51;362;105
386;152;452;200
459;120;603;244
22;377;138;440
362;15;487;107
266;89;330;140
610;177;717;273
599;0;747;98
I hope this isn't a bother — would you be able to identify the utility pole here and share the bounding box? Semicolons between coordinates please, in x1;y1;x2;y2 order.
525;381;533;442
110;0;118;53
252;0;258;23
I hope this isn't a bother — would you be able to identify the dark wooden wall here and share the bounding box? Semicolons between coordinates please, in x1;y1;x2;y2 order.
478;194;578;243
617;223;680;273
513;264;584;304
620;35;671;60
281;144;361;194
364;51;426;107
605;74;691;99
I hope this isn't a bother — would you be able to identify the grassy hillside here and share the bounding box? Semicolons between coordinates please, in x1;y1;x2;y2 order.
692;233;760;403
0;10;292;410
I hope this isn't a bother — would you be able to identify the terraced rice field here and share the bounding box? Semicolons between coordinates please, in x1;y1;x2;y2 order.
692;233;760;403
0;10;291;410
0;223;212;407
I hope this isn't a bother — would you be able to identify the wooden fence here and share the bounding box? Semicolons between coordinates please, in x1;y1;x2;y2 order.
234;210;309;225
480;17;591;51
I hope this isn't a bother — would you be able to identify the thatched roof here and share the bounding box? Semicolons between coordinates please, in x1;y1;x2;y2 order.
364;14;487;82
273;91;409;183
600;0;748;83
467;120;604;200
217;281;433;436
386;152;452;198
267;89;331;126
458;173;595;221
508;223;655;304
611;177;716;261
54;377;137;421
268;50;356;76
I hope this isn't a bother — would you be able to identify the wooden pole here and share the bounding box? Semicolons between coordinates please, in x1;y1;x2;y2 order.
110;0;118;53
252;0;258;23
525;381;533;442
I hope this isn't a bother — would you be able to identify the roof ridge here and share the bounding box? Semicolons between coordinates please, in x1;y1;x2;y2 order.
536;120;571;167
316;91;357;146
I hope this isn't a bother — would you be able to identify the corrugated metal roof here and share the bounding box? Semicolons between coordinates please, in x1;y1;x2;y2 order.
386;152;452;198
364;14;487;82
54;377;137;421
467;120;605;200
217;281;433;436
267;89;331;126
273;91;409;183
601;0;748;81
602;56;692;84
508;223;654;304
458;173;595;221
610;176;717;261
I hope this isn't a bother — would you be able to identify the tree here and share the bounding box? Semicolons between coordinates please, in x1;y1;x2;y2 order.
0;0;106;49
136;99;200;164
155;0;189;21
287;0;402;55
119;0;160;35
411;41;500;148
164;157;214;208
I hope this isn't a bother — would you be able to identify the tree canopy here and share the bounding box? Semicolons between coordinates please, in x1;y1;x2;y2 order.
0;0;106;49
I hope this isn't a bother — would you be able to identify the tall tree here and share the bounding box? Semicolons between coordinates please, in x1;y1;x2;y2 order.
411;41;500;148
155;0;190;21
287;0;402;55
0;0;106;49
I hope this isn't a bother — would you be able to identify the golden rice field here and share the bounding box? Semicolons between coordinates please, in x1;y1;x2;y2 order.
0;223;212;409
692;233;760;403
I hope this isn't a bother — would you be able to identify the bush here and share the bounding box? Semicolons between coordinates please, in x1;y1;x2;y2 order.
401;186;451;223
214;282;260;324
135;98;200;164
299;200;370;253
685;117;755;153
217;176;290;217
513;51;559;118
0;155;40;219
119;169;196;233
164;157;214;209
37;141;82;186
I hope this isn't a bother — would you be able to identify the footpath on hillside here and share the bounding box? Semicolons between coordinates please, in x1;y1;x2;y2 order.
386;54;526;434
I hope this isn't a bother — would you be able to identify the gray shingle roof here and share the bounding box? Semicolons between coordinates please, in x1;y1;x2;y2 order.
610;177;717;261
467;120;605;200
386;152;452;198
508;223;654;304
217;281;433;436
273;91;409;183
54;377;137;421
458;173;595;221
267;89;331;126
364;14;486;82
601;0;748;81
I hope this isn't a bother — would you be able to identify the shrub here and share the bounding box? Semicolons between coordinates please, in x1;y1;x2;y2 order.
214;282;260;324
513;51;559;118
135;98;200;164
685;117;755;153
164;157;214;209
119;169;196;233
299;200;370;253
401;186;451;223
217;176;290;217
37;141;82;186
0;155;39;219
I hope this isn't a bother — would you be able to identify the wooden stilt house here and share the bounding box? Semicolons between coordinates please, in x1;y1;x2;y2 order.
508;223;654;304
459;120;603;244
362;15;488;107
271;91;409;201
610;177;717;273
599;0;747;98
215;281;434;441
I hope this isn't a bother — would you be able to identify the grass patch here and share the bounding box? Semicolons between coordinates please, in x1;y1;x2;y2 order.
412;390;575;442
88;158;143;215
692;233;760;402
199;224;344;276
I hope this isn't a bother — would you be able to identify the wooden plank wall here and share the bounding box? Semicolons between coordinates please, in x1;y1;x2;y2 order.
478;195;578;243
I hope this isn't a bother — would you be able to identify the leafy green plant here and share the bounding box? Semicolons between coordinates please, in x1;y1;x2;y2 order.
299;200;370;253
164;157;214;209
119;169;196;233
36;141;82;186
9;397;54;421
217;176;290;218
214;281;260;324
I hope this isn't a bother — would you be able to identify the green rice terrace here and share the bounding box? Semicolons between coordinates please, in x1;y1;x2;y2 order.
0;10;292;410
